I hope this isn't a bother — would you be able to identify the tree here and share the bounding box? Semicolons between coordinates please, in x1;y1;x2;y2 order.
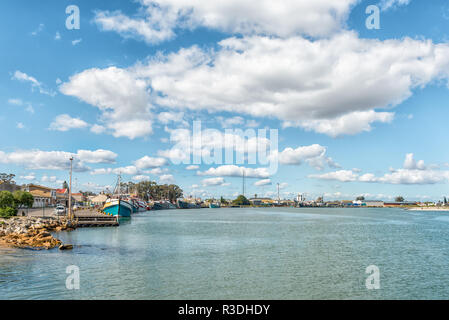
220;196;228;205
395;196;405;203
62;181;69;190
356;196;365;201
13;191;34;208
232;195;250;206
0;191;15;208
0;173;15;184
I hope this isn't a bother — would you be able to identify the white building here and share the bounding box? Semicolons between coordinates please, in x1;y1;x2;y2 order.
296;193;306;203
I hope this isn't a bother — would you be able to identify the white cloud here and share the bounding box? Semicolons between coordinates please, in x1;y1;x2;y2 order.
216;116;244;128
254;179;272;186
76;149;118;164
198;165;270;179
273;144;339;170
72;39;82;46
60;66;153;139
20;173;36;181
49;114;89;132
41;175;58;183
16;122;25;129
310;154;449;185
159;174;175;184
132;175;151;181
12;71;56;97
285;110;395;137
134;156;168;169
186;165;199;170
157;111;185;123
130;33;449;136
94;0;358;42
309;170;359;182
379;0;411;11
91;124;106;134
403;153;426;170
0;149;117;172
55;32;61;40
202;177;227;187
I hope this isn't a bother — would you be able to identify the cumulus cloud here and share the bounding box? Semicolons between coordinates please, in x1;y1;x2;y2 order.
202;177;227;187
61;31;449;137
0;149;117;172
49;114;89;132
134;156;168;169
94;0;358;42
59;66;153;139
310;154;449;185
403;153;426;170
159;174;175;184
198;165;270;179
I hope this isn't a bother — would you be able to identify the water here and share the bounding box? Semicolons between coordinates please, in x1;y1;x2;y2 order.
1;207;449;300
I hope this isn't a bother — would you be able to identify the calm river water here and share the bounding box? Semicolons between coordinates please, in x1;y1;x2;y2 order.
1;207;449;299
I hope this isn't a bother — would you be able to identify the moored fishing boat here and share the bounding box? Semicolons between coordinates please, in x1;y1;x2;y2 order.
102;174;133;218
103;198;133;217
209;202;221;208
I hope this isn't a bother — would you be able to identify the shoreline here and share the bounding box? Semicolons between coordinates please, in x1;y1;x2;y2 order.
0;217;76;250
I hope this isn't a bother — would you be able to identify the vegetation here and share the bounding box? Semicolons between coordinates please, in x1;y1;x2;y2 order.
13;191;34;208
395;196;405;203
220;196;228;205
0;173;16;184
119;181;183;203
232;195;250;206
0;190;34;218
0;207;16;218
356;196;365;201
62;181;69;190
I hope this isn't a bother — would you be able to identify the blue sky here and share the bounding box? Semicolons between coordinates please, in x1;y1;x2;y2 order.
1;0;449;201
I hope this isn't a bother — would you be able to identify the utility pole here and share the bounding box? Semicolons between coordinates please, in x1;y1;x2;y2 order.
68;157;73;220
277;183;280;205
242;169;246;197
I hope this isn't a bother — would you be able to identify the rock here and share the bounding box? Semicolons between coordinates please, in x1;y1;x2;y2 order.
59;244;73;250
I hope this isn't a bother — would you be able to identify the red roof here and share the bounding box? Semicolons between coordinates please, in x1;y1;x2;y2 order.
56;189;68;194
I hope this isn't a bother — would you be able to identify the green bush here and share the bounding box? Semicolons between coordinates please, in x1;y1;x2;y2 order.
0;207;17;218
0;191;15;209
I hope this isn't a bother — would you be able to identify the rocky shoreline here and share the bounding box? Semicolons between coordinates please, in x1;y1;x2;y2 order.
0;217;76;250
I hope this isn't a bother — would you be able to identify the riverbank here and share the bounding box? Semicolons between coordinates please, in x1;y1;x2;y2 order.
0;217;76;250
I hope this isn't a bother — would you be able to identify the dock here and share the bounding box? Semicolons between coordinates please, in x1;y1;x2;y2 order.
74;209;119;227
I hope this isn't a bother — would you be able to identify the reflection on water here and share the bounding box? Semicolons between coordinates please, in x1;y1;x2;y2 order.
1;207;449;299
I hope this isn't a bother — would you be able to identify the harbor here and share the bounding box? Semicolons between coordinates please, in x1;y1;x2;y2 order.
2;207;449;300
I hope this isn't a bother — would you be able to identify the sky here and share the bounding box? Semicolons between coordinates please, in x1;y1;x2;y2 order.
1;0;449;201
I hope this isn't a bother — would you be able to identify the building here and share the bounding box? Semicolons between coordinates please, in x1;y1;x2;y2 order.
353;200;384;207
89;194;108;206
249;198;274;205
384;201;418;207
56;189;69;206
71;193;84;205
296;193;306;203
364;200;384;207
21;184;56;208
